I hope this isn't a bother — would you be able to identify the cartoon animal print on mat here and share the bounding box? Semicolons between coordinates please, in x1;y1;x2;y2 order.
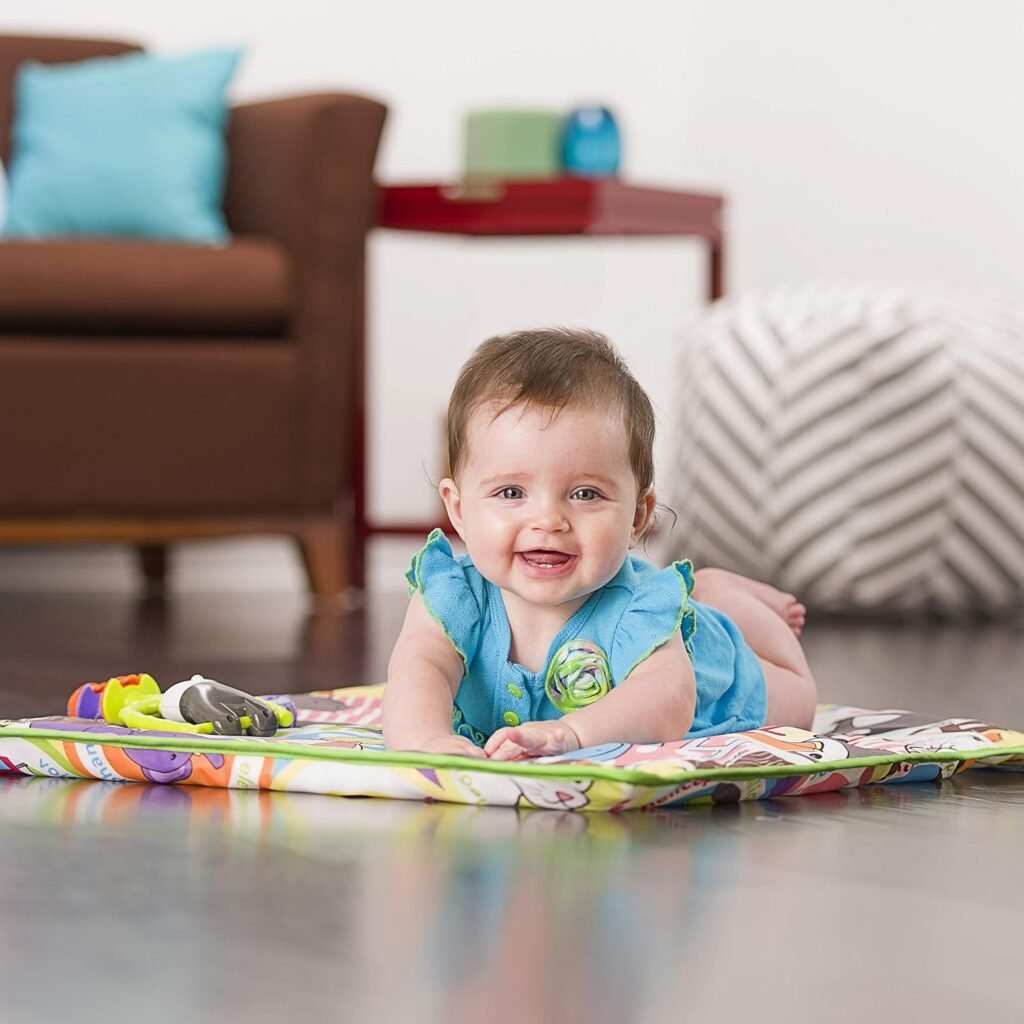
399;764;594;810
673;728;853;769
28;721;224;783
517;777;592;810
815;708;939;737
285;724;386;750
545;742;632;764
292;688;384;726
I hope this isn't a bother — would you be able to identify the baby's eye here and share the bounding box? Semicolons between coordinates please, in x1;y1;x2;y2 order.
571;488;601;501
497;486;524;500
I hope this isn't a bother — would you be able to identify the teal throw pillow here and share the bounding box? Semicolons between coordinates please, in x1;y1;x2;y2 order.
3;47;241;243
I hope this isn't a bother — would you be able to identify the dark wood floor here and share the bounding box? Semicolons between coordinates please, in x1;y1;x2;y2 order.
1;542;1023;1022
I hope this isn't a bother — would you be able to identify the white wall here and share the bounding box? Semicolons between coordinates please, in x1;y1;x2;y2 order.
5;1;1023;587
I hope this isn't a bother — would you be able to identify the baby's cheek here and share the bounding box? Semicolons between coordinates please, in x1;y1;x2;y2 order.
461;532;509;584
594;522;632;568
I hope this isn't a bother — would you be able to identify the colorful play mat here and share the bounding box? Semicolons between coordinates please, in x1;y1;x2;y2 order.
2;684;1022;812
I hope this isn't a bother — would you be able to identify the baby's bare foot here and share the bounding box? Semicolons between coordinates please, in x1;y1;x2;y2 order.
695;568;806;636
786;599;807;637
746;579;806;636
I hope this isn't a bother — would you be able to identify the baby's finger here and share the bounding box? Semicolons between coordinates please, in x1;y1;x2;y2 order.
488;739;527;762
516;729;554;753
510;727;569;756
484;728;514;756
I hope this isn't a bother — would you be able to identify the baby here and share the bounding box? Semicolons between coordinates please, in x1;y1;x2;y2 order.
383;327;817;761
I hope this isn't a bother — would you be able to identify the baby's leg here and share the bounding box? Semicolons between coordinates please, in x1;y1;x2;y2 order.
693;566;806;635
692;568;817;730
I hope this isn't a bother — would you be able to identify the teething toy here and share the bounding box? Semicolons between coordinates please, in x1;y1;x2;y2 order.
67;673;295;736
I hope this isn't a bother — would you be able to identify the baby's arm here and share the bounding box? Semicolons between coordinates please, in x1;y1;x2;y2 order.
562;631;696;748
382;592;484;758
486;632;696;760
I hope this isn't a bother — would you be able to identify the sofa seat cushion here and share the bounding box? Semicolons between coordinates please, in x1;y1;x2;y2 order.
0;237;290;335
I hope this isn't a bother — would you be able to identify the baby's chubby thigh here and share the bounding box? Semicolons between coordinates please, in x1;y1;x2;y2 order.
687;600;806;732
693;597;815;730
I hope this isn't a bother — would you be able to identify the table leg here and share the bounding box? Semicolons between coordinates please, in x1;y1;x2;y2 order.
709;235;725;302
351;255;369;590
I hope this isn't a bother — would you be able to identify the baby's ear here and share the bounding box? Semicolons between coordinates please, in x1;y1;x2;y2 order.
439;478;465;538
631;490;657;544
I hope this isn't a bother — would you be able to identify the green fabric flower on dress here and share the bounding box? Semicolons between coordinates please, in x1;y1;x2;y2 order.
544;639;612;713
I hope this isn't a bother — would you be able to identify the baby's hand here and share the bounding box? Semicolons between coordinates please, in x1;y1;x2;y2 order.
484;721;581;761
411;735;487;759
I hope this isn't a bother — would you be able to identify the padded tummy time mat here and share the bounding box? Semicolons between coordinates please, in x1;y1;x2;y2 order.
1;684;1023;812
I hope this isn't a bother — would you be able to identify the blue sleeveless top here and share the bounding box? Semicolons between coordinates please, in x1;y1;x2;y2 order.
406;530;767;746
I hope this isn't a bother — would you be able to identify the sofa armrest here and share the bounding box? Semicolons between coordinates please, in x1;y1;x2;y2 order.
224;92;386;276
223;92;387;508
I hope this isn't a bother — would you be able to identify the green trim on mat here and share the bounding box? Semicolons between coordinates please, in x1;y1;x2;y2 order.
3;723;1024;788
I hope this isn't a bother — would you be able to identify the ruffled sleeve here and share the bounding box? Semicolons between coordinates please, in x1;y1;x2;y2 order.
405;529;484;672
609;559;696;683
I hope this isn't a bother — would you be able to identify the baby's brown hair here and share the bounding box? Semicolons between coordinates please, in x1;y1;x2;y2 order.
447;327;656;499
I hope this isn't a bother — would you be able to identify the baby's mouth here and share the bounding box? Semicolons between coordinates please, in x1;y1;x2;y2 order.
518;549;574;569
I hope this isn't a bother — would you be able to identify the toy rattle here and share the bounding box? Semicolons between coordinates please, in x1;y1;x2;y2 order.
67;673;295;737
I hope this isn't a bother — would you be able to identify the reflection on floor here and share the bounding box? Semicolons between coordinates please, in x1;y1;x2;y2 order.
1;770;1023;1022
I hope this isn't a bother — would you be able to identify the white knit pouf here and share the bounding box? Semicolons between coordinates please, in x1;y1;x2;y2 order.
653;285;1024;614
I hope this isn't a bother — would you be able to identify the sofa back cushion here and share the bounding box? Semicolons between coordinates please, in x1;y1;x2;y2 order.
3;47;241;243
0;36;140;164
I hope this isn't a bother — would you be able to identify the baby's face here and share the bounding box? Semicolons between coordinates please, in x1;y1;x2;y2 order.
440;402;654;612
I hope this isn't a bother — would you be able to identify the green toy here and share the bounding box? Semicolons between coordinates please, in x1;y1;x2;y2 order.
67;673;295;736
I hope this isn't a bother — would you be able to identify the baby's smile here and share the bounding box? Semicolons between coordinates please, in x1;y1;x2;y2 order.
517;548;577;576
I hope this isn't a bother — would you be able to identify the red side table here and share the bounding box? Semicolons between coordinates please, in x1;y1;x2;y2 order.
351;178;726;588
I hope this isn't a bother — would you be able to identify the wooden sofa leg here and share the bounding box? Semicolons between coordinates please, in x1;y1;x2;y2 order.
136;543;169;594
296;520;351;600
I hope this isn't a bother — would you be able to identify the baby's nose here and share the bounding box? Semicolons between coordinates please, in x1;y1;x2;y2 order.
531;501;569;532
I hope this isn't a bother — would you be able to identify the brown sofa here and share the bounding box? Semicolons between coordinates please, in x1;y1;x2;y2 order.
0;35;386;598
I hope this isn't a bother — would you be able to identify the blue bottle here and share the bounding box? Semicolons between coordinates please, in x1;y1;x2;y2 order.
560;106;621;177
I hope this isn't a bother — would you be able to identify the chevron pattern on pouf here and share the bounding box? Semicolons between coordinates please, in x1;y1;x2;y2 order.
653;285;1024;614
